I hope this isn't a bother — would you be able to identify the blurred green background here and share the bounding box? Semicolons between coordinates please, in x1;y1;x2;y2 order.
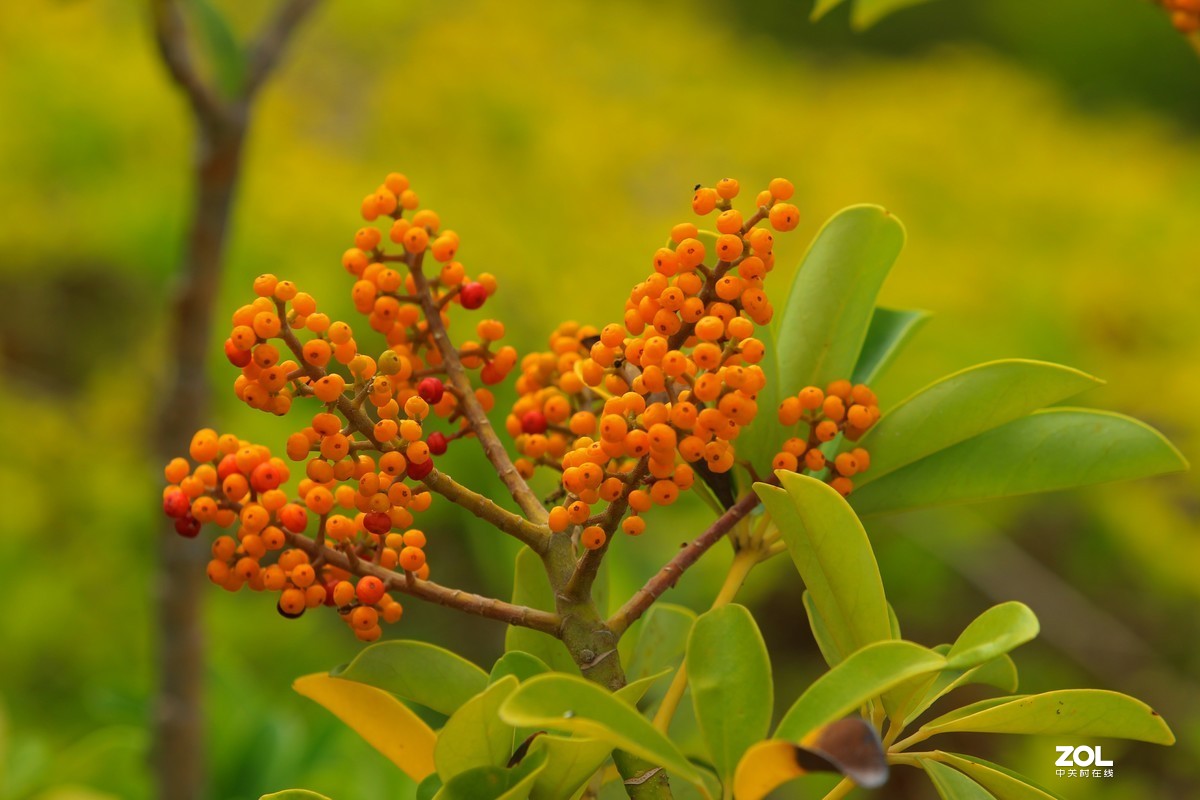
1;0;1198;797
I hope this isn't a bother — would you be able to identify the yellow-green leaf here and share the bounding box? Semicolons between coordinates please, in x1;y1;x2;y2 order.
921;758;998;800
934;753;1065;800
756;473;892;664
293;673;435;780
917;690;1175;744
850;409;1188;516
856;360;1101;486
498;673;703;788
852;306;930;385
435;676;520;780
333;640;489;715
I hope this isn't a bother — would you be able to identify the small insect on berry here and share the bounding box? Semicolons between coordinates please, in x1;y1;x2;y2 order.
459;282;488;310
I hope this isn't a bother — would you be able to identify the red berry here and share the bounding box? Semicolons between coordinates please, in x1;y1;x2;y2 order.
427;432;448;455
459;282;487;310
356;575;386;606
521;410;548;434
174;515;201;537
163;488;190;518
250;462;282;492
323;580;340;607
363;511;391;535
407;457;434;480
417;377;445;404
217;454;241;481
277;503;308;533
224;338;252;367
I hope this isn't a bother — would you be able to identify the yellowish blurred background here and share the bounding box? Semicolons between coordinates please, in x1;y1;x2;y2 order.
1;0;1198;797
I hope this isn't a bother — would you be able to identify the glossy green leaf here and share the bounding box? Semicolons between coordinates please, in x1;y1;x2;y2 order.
498;673;703;787
619;668;673;706
857;360;1100;485
687;604;773;785
757;472;891;664
333;640;489;715
435;676;519;780
775;640;945;741
190;0;245;96
921;758;998;800
417;774;443;800
506;548;578;674
624;603;695;684
917;690;1175;744
260;792;332;800
801;591;841;668
935;753;1064;800
490;652;551;685
526;733;612;800
852;307;929;385
434;748;547;800
775;205;905;395
293;673;435;780
850;409;1188;516
744;206;904;470
902;655;1019;728
945;602;1039;670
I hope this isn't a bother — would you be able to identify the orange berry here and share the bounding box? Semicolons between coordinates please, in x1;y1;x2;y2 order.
398;546;426;572
768;178;794;201
581;526;607;550
804;449;826;471
768;203;800;232
830;477;853;497
815;420;839;442
622;516;646;536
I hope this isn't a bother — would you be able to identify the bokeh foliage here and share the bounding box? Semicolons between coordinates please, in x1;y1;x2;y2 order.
0;0;1197;797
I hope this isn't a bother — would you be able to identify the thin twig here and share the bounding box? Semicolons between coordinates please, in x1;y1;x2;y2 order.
407;255;548;523
284;532;561;634
607;488;764;636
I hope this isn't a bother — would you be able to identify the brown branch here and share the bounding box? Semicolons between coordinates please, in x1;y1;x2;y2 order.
563;458;650;601
242;0;322;100
607;488;763;636
408;257;549;523
284;533;561;634
150;0;227;126
423;469;549;554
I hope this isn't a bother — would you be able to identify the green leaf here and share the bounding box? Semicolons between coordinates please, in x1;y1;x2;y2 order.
260;792;332;800
917;690;1175;744
434;748;547;800
526;734;613;800
775;205;905;395
934;753;1065;800
687;604;773;786
775;640;946;741
498;673;703;787
850;409;1188;516
189;0;245;97
810;0;849;21
801;591;842;668
945;602;1039;670
506;548;579;674
332;640;489;715
619;668;673;706
417;774;444;800
743;206;904;470
490;652;552;685
624;603;695;683
902;655;1020;728
921;758;998;800
435;676;519;780
852;307;929;385
293;673;435;780
756;473;891;664
856;360;1100;485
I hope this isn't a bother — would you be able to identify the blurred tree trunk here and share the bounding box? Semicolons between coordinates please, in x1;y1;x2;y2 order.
150;2;318;797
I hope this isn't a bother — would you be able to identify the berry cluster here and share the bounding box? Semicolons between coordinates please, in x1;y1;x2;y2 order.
773;380;880;496
507;178;801;548
166;173;515;637
1161;0;1200;33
